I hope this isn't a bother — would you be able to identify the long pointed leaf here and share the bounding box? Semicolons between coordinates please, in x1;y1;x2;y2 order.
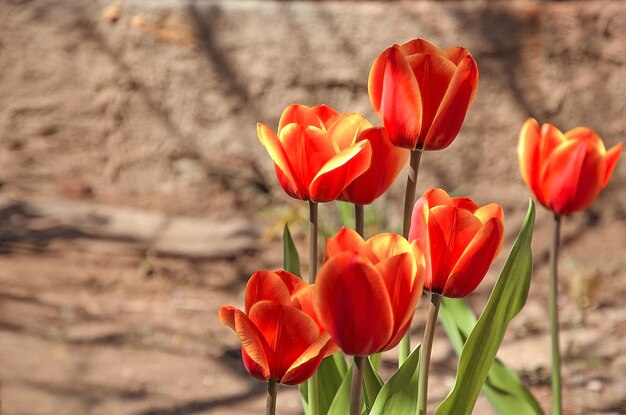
435;201;536;415
370;345;421;415
327;364;354;415
363;356;384;411
439;298;543;415
283;224;301;276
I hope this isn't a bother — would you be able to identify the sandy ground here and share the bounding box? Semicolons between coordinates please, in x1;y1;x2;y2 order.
1;1;626;414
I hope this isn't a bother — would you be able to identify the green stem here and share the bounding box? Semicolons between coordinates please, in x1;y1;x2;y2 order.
350;356;366;415
399;148;423;365
549;213;563;415
308;201;319;415
417;292;441;415
355;204;364;237
266;380;277;415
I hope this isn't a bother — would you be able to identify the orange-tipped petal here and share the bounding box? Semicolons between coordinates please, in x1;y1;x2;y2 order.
233;309;271;379
423;187;455;207
325;227;365;260
376;253;422;350
518;118;542;201
315;252;394;355
421;54;478;150
603;142;623;188
341;127;409;205
219;305;237;331
278;104;325;131
248;301;319;381
327;113;371;151
258;123;301;197
363;233;414;267
309;140;372;202
281;334;333;385
368;47;392;115
444;217;504;297
473;203;504;225
379;46;423;148
244;270;292;312
280;123;334;196
452;197;480;212
538;123;567;169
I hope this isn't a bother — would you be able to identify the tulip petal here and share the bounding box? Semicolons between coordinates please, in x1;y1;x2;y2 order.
242;347;271;381
313;105;341;129
244;270;292;312
376;253;423;350
602;142;623;188
452;197;479;212
233;308;271;379
543;140;601;214
325;227;365;260
281;334;334;385
278;104;325;131
422;54;479;150
309;140;372;202
326;113;371;151
248;301;320;381
368;47;391;114
400;38;441;55
315;252;394;355
341;127;409;205
539;123;567;168
258;123;301;198
517;118;543;202
218;305;237;331
565;127;604;150
280;124;335;196
274;270;308;297
427;205;482;292
379;46;423;148
422;187;454;207
405;52;456;142
444;217;504;297
473;203;504;225
363;232;414;266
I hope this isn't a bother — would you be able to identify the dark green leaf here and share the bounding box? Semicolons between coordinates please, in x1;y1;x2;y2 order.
283;223;301;276
435;200;536;415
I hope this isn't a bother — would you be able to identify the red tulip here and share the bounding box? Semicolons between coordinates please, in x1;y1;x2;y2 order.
409;188;504;298
219;270;335;385
518;119;623;215
258;104;373;202
340;126;409;205
368;38;479;150
315;228;424;355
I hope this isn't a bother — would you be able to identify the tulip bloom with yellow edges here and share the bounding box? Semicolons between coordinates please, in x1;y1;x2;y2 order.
219;270;335;385
257;104;374;203
314;228;424;356
340;126;409;205
518;118;623;216
368;38;479;150
409;188;504;298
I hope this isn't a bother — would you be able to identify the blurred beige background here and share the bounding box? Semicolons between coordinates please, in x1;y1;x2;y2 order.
1;1;625;414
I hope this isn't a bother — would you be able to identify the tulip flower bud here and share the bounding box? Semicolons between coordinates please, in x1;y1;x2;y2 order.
518;118;622;215
257;104;373;202
315;228;424;356
368;38;479;151
409;188;504;298
219;270;335;385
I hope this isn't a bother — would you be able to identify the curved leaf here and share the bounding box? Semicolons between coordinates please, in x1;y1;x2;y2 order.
370;345;421;415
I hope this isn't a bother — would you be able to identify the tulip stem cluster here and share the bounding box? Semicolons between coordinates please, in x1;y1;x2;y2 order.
418;292;442;415
399;148;423;365
350;356;366;415
355;204;365;237
266;380;277;415
549;214;563;415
